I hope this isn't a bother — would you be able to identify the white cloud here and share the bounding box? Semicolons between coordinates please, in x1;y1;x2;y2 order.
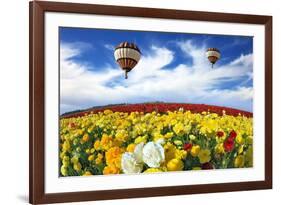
125;46;174;83
61;41;92;60
104;44;115;51
60;40;253;114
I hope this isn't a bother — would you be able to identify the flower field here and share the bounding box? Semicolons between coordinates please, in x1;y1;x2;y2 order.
60;104;253;176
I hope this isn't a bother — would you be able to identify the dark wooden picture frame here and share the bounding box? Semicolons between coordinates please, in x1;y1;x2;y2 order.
29;1;272;204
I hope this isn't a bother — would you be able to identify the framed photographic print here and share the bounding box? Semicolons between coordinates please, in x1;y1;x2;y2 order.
29;1;272;204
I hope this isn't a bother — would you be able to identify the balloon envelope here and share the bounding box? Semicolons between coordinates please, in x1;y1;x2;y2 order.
206;48;220;67
114;42;141;78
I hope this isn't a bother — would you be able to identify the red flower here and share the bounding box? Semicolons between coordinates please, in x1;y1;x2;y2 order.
216;131;224;138
224;138;235;152
229;130;237;140
183;143;192;151
202;162;214;170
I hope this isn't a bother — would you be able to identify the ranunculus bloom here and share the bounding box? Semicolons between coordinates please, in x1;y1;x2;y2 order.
224;138;235;152
167;158;184;171
183;143;192;151
190;145;200;157
142;142;165;168
216;131;224;138
198;149;211;163
229;130;237;140
121;152;143;174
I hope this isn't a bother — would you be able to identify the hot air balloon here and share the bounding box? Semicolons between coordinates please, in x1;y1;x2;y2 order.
206;48;220;68
114;42;141;79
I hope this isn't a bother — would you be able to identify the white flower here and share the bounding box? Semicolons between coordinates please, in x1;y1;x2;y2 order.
121;142;165;173
142;142;165;168
121;152;143;174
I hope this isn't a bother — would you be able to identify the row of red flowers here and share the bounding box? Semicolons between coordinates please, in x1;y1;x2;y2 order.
61;103;253;119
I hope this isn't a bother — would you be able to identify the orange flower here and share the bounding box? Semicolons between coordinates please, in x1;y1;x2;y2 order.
105;147;123;168
100;134;115;150
103;165;120;175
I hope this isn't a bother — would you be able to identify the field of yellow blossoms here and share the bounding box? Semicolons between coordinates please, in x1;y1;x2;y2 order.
59;109;253;176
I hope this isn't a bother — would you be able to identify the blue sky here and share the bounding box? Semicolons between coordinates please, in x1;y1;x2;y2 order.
59;27;253;114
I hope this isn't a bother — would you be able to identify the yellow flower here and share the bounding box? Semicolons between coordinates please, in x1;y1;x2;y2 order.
71;156;79;164
73;162;82;172
190;145;200;157
115;130;128;142
62;141;71;152
153;132;164;142
60;165;68;176
215;143;224;154
198;149;211;164
103;165;120;175
238;145;244;154
88;155;94;161
76;129;84;136
94;140;101;150
175;149;187;160
83;171;92;176
236;134;245;145
167;158;184;171
173;123;185;135
62;156;70;166
200;119;219;135
164;132;173;139
234;155;245;168
63;156;69;161
144;168;163;173
164;142;177;162
134;136;147;144
82;133;90;143
60;151;66;159
126;143;136;153
95;153;103;165
87;126;94;134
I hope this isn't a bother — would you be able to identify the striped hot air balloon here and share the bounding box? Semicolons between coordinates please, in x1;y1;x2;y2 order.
206;48;220;68
114;42;141;79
